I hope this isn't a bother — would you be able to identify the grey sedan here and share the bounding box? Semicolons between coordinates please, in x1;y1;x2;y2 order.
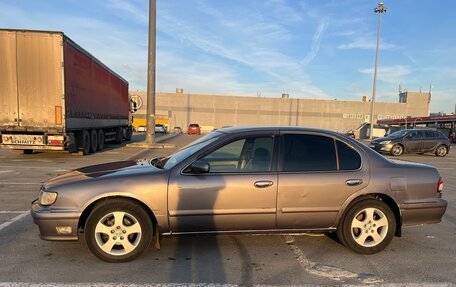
32;127;447;262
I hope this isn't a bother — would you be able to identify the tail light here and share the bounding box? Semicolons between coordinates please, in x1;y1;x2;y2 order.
47;135;64;146
437;177;444;193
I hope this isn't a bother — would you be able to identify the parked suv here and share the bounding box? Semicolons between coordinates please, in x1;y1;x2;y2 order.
370;129;450;156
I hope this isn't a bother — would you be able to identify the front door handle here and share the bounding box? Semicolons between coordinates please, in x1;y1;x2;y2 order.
254;181;273;188
345;179;363;186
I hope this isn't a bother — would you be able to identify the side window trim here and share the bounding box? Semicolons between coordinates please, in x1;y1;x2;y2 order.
277;132;363;173
181;134;278;175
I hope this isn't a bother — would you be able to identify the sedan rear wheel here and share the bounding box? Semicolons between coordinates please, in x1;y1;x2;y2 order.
435;145;448;157
338;199;395;254
390;144;403;156
85;199;153;262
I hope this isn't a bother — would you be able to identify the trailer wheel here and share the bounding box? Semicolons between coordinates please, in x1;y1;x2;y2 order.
97;129;105;151
125;126;133;141
82;130;91;155
114;128;123;144
90;130;98;153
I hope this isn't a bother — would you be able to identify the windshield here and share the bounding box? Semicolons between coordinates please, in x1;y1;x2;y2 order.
162;132;224;169
388;130;409;139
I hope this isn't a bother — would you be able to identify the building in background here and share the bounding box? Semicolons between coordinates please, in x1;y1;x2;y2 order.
129;89;430;135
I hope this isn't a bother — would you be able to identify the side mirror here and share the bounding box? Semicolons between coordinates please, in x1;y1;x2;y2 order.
190;160;210;174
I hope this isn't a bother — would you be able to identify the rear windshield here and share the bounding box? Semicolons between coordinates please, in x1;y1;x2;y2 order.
189;124;199;127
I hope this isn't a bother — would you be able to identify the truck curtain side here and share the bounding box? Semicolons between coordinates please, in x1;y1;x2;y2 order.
0;29;133;154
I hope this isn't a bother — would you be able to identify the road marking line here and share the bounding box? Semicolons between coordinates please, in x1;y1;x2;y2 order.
0;182;42;185
0;211;29;214
0;170;13;174
126;148;148;161
0;283;453;287
0;211;29;231
283;235;383;284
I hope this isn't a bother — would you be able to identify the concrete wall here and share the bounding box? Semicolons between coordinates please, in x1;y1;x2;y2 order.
130;91;430;132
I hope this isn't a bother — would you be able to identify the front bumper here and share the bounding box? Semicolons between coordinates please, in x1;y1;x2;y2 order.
400;198;448;226
369;142;394;153
31;199;80;241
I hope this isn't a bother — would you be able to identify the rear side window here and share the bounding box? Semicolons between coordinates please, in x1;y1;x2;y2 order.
425;131;436;138
280;134;337;172
336;140;361;170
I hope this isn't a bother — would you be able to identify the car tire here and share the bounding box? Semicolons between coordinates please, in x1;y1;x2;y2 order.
84;199;153;263
90;130;98;153
82;130;91;155
97;129;105;151
435;145;448;157
390;144;403;156
338;199;396;254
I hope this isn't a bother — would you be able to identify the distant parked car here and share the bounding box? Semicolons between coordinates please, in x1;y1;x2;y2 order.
188;124;201;135
173;127;182;134
370;129;450;157
136;126;146;133
32;127;447;262
155;124;167;134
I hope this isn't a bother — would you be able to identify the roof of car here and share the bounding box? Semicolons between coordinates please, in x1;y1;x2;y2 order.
215;126;343;136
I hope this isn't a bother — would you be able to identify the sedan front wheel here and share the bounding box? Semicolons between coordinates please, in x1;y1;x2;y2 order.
85;199;153;262
338;199;396;254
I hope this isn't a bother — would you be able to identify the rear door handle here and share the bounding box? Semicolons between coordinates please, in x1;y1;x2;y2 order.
345;179;363;186
254;181;273;188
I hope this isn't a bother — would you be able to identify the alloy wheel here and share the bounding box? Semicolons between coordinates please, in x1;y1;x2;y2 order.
94;211;142;256
350;207;388;247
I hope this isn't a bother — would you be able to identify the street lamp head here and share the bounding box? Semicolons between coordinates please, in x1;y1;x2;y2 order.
374;2;387;13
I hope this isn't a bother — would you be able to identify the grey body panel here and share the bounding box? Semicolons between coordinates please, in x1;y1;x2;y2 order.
31;127;447;241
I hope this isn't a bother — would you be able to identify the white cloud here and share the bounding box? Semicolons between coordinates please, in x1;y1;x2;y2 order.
359;65;411;84
338;37;399;50
301;19;328;66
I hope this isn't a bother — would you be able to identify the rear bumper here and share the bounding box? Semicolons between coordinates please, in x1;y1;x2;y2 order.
0;144;64;150
400;198;448;226
31;199;80;240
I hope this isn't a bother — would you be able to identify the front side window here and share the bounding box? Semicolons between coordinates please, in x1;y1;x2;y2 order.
201;136;274;173
280;134;337;172
425;131;436;138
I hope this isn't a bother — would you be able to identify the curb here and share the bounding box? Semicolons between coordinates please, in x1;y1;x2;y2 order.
125;133;180;148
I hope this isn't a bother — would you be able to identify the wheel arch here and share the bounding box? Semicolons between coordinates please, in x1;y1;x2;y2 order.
78;196;158;234
336;193;402;237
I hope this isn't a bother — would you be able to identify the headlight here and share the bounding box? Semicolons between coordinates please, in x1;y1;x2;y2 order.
39;188;58;206
380;140;391;145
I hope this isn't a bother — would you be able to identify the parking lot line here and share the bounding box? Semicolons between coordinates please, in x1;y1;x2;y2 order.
0;211;29;214
282;235;383;284
0;211;29;232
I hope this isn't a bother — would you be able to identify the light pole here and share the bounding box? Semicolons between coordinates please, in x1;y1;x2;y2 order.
146;0;156;145
369;2;387;140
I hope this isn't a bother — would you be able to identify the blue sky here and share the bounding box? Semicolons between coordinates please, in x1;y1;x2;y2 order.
1;0;455;113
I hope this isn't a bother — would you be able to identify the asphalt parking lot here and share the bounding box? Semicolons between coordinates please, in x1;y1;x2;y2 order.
0;134;455;286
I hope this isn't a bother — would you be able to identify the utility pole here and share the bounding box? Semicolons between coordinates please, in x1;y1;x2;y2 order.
146;0;156;145
369;2;387;140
